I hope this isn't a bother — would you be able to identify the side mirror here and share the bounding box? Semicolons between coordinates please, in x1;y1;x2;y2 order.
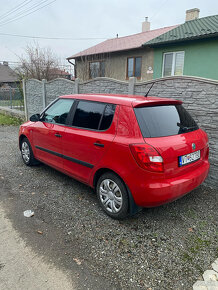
30;114;40;122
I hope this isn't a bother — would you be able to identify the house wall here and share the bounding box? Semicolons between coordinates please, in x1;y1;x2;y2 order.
153;38;218;80
75;48;154;82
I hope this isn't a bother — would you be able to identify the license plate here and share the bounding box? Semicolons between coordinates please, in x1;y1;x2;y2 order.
178;150;200;167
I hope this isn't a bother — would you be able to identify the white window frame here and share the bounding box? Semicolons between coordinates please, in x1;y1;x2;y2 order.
162;51;185;77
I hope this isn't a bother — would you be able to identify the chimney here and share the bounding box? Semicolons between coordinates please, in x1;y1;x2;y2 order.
142;17;150;32
185;8;200;21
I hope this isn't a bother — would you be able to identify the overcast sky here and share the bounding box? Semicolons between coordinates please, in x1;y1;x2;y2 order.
1;0;218;67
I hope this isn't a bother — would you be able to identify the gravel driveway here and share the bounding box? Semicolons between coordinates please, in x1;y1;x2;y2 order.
0;125;217;290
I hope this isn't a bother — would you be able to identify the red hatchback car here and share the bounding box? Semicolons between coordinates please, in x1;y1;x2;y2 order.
19;94;209;219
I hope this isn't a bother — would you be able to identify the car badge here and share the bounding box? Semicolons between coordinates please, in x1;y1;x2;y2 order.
192;143;196;150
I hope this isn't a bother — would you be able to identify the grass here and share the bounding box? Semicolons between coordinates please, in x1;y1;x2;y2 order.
181;234;212;273
189;237;211;254
0;113;23;126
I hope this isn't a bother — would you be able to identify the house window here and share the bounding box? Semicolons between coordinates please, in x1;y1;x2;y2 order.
127;57;142;78
162;51;184;77
89;61;105;78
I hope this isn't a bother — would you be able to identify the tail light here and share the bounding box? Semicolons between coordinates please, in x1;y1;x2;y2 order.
129;143;164;172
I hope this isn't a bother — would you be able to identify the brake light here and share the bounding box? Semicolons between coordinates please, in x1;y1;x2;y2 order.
129;143;164;172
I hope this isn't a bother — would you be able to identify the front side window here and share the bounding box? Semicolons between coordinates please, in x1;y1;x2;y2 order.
42;98;74;125
162;52;184;77
127;57;142;78
89;61;105;79
72;101;116;131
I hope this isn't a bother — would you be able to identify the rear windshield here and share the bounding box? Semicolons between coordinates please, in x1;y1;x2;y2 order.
134;105;198;138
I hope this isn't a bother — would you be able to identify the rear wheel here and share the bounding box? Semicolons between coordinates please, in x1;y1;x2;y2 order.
96;172;129;219
21;137;38;166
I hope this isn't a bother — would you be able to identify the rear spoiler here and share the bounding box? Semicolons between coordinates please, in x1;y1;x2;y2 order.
133;99;182;108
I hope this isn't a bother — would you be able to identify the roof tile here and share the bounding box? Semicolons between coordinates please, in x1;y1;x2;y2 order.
68;25;177;59
0;64;18;83
144;14;218;46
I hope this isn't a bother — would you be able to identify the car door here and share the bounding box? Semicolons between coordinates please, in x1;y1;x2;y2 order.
32;98;74;170
62;100;118;183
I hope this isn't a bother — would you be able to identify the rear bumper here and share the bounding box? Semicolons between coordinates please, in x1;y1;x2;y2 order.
127;161;210;207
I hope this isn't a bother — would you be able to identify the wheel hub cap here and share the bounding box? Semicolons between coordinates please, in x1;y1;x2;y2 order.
21;142;30;163
108;191;114;200
99;179;123;213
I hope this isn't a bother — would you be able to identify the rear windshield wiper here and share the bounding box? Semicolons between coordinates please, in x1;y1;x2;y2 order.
177;123;198;132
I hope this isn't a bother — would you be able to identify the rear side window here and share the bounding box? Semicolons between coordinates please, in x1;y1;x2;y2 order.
134;105;198;138
99;104;116;130
72;101;116;131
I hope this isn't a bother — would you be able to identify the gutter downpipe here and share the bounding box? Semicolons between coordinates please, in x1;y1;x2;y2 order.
67;58;76;79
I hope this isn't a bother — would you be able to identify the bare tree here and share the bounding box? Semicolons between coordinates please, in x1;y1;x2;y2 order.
16;43;59;81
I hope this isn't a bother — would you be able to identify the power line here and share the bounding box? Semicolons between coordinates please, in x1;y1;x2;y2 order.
0;0;53;25
0;60;74;67
149;0;170;21
0;32;108;41
0;60;71;66
0;0;32;20
0;0;54;26
1;61;72;66
0;0;48;25
0;0;56;27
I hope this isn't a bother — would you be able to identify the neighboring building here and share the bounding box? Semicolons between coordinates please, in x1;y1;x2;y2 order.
0;62;18;87
49;68;72;80
67;21;177;82
144;9;218;80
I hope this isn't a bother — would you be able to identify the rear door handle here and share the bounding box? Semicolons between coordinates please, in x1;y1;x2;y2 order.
55;133;62;138
94;142;104;147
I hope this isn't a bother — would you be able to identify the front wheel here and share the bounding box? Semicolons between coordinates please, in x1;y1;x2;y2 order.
96;172;129;219
21;137;38;166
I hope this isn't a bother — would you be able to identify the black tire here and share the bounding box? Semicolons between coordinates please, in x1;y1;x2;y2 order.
20;137;38;166
96;172;129;219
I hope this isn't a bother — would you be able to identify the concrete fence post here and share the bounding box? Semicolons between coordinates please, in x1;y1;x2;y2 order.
22;79;28;121
128;77;136;95
42;79;47;108
75;78;79;94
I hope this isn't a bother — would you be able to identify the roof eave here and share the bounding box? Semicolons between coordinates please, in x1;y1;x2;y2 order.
143;32;218;47
67;45;151;60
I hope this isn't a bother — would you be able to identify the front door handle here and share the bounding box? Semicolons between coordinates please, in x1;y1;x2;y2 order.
94;142;104;147
55;133;62;138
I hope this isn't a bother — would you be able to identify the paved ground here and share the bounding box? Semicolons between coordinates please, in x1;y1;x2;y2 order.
0;125;217;290
0;203;74;290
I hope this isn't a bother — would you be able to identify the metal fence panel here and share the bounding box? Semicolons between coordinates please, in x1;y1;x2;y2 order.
0;87;24;110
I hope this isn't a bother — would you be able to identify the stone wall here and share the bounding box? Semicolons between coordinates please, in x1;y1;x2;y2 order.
24;78;75;118
25;79;44;118
24;76;218;187
79;78;129;95
24;77;129;118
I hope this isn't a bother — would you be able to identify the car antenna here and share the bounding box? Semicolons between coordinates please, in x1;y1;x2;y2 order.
144;82;155;97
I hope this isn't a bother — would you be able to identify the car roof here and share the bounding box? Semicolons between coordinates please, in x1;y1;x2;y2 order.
59;94;182;107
